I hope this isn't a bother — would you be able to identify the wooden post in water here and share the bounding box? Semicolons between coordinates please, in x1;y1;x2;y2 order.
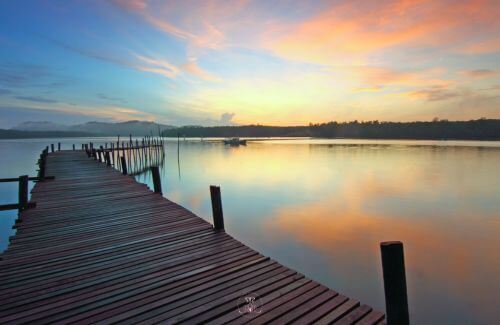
381;241;409;325
72;144;75;150
18;175;28;212
210;185;224;230
121;156;127;175
151;166;162;194
51;144;54;153
58;142;61;151
39;151;46;180
105;151;111;166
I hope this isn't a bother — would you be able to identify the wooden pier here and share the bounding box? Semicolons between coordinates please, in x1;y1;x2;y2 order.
0;150;385;324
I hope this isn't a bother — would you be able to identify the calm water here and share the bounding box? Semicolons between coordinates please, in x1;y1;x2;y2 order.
1;138;499;323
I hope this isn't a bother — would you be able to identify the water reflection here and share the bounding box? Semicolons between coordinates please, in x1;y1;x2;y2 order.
1;138;499;323
149;141;500;323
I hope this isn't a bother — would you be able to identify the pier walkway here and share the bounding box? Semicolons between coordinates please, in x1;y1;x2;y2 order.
0;151;384;324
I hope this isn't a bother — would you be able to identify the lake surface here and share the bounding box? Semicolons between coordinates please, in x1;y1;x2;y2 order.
1;138;499;323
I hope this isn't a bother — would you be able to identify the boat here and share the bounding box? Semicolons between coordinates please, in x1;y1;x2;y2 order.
223;137;247;146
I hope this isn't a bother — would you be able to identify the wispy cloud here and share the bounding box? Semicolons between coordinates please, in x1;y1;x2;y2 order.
459;37;500;54
0;88;12;95
134;54;179;79
97;93;128;104
180;59;222;82
110;0;248;52
410;86;460;102
112;0;147;11
461;69;499;78
15;95;58;104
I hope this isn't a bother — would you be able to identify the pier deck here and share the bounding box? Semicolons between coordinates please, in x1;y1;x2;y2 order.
0;151;384;324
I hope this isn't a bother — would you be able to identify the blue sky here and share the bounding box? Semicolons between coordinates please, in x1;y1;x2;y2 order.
0;0;499;128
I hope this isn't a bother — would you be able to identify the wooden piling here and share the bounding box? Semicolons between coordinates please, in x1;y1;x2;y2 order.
151;166;162;194
210;185;224;230
18;175;28;212
121;156;127;175
51;144;54;153
72;144;75;150
39;150;47;180
58;142;61;151
105;151;111;166
381;241;409;325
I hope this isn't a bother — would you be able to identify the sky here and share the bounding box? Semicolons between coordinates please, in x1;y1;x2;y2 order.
0;0;499;128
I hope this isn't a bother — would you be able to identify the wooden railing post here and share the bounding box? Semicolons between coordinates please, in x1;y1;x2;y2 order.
18;175;28;212
39;151;46;180
381;241;409;325
58;142;61;151
121;156;128;175
151;166;162;194
210;185;224;230
51;144;54;153
72;144;75;150
105;151;111;166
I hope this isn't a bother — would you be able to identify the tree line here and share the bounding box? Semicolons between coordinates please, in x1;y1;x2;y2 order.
161;119;500;140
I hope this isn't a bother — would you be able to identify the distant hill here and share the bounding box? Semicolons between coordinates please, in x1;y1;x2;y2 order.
11;120;174;137
163;119;500;140
12;121;71;132
0;129;92;139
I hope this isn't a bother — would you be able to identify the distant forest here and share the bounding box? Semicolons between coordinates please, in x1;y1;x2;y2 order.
162;119;500;140
2;119;500;140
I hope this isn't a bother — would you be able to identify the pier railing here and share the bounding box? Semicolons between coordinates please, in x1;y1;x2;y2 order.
84;137;165;176
0;148;54;212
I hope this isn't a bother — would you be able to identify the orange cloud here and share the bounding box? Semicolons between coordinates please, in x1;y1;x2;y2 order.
460;69;499;78
134;54;179;79
264;0;499;65
409;86;460;101
180;59;222;82
325;66;452;90
459;37;500;54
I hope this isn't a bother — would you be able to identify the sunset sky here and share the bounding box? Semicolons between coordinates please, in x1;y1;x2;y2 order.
0;0;499;127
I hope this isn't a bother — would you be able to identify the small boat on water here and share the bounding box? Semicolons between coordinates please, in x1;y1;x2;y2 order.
223;137;247;146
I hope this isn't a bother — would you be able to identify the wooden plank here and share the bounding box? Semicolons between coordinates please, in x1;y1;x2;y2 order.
245;285;328;324
291;293;349;324
336;304;373;324
315;299;361;325
357;310;386;325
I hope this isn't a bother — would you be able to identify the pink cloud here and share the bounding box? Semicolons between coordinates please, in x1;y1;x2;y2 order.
461;69;499;78
263;0;499;64
180;59;221;82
